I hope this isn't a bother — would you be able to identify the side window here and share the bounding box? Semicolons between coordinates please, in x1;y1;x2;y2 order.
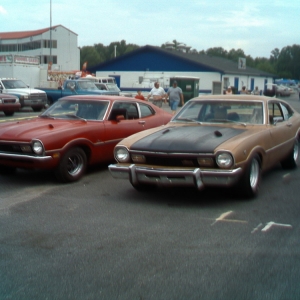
280;103;293;120
108;102;138;120
139;103;155;118
268;102;283;124
126;103;139;119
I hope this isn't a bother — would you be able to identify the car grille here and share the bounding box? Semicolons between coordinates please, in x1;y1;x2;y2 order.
30;93;47;101
0;144;23;153
3;98;17;104
142;155;199;167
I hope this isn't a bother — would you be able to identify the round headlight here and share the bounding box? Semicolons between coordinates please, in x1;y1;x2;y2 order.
32;141;44;155
115;147;130;163
216;152;233;168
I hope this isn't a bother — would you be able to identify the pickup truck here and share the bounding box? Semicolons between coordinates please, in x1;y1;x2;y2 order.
39;79;120;105
0;78;47;112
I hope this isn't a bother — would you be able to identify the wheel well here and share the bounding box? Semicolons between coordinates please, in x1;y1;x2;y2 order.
63;144;91;162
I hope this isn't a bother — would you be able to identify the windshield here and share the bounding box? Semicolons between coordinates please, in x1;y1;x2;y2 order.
77;81;98;91
106;83;120;92
173;100;264;125
41;99;109;120
2;79;28;89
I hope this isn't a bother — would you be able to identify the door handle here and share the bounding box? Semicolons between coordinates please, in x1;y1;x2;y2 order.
138;121;146;125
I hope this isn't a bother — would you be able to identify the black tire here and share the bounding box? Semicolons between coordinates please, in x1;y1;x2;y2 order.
46;97;53;107
4;111;14;116
32;107;43;112
239;154;261;198
0;165;17;175
281;138;299;169
55;147;87;183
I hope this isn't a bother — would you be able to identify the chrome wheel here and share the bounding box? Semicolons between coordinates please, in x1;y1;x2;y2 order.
67;152;84;176
249;158;260;190
239;154;261;198
293;139;299;162
55;147;87;182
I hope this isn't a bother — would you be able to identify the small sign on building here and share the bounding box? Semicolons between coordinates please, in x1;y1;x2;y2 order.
238;57;246;69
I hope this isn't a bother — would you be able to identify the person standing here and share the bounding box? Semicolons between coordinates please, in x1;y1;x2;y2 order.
135;90;145;100
226;86;232;94
240;86;247;94
166;81;184;114
253;86;260;95
146;82;166;107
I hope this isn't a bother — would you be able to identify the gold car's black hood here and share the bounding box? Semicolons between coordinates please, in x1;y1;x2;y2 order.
130;125;246;153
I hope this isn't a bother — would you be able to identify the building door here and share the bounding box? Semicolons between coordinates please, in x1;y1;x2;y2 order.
250;78;254;91
234;77;239;93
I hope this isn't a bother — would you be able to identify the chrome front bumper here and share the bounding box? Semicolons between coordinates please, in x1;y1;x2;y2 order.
108;164;243;190
0;152;53;166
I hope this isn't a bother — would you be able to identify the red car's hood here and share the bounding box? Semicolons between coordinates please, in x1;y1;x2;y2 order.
0;118;88;141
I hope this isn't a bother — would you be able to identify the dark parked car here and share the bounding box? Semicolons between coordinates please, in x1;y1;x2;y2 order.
0;92;21;116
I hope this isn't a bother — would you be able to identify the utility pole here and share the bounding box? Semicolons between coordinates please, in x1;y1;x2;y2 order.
49;0;52;66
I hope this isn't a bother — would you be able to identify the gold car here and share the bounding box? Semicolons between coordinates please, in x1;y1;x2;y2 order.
109;95;300;198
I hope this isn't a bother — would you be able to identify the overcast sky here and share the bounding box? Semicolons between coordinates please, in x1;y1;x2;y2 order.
1;0;299;58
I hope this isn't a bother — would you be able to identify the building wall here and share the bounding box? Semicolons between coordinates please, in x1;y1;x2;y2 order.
222;74;272;94
96;70;271;94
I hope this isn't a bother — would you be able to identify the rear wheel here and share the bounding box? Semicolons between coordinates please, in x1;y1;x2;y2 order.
55;147;87;183
281;138;299;169
239;154;261;198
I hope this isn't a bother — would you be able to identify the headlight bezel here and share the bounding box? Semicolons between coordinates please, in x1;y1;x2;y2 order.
114;146;130;163
215;151;234;169
32;139;45;155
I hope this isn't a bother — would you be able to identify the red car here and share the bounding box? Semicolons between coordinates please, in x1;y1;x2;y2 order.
0;92;21;116
0;95;172;182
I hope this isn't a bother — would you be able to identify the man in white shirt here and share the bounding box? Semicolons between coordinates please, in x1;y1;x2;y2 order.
147;82;167;107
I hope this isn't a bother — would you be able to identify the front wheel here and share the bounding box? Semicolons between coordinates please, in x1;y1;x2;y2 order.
55;147;87;183
238;154;261;198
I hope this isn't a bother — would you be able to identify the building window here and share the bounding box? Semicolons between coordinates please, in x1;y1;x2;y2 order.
41;55;57;64
0;41;41;52
0;44;18;52
43;40;57;49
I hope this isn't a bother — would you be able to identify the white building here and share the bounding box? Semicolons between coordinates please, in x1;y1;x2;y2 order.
0;25;80;86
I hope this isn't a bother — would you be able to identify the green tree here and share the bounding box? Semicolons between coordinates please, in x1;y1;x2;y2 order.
205;47;228;57
80;46;102;69
276;45;300;79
